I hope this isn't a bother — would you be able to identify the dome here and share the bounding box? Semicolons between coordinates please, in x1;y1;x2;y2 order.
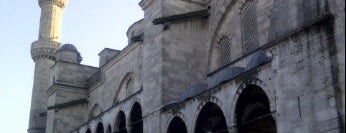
60;44;78;51
56;44;82;63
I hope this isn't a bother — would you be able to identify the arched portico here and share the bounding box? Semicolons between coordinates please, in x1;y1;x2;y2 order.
234;85;277;133
96;122;104;133
106;125;112;133
115;111;128;133
167;117;188;133
194;102;229;133
129;102;143;133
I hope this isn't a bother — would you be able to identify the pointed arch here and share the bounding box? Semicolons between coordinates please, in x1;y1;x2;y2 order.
114;110;128;133
106;125;112;133
129;102;143;133
167;117;188;133
194;102;228;133
234;85;277;133
86;129;91;133
96;122;105;133
114;73;142;104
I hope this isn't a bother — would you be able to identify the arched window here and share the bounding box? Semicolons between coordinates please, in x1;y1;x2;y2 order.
86;129;91;133
195;102;228;133
129;102;143;133
241;0;259;54
235;85;277;133
218;36;232;68
167;117;188;133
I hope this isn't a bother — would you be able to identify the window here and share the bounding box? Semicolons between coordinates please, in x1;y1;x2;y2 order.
218;36;232;68
241;0;259;54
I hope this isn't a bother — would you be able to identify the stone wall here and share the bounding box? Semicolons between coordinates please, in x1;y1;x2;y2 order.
44;0;345;132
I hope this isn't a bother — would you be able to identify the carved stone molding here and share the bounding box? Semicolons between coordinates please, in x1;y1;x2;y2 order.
216;32;231;46
39;0;67;8
31;40;61;61
31;47;57;61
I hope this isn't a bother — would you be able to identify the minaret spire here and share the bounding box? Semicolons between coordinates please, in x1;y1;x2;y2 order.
28;0;68;133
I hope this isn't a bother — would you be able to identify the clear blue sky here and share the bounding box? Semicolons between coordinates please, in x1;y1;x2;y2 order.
0;0;143;132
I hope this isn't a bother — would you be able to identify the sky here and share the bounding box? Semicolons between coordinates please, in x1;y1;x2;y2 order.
0;0;143;132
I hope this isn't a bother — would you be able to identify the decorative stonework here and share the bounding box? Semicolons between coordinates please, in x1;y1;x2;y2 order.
165;111;188;132
39;0;67;8
217;33;232;68
31;40;61;61
31;47;57;61
216;32;231;44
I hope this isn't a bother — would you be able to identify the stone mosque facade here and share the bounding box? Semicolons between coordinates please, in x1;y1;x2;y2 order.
28;0;345;133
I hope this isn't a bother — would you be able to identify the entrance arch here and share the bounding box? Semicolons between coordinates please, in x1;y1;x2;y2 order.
106;125;112;133
129;102;143;133
167;117;188;133
235;85;277;133
195;102;228;133
96;122;104;133
115;111;128;133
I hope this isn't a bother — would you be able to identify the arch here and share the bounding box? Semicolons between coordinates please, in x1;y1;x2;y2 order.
207;0;244;72
129;102;143;133
106;125;112;133
114;73;142;104
165;111;188;133
234;85;277;133
86;129;91;133
115;111;128;133
167;117;188;133
194;102;229;133
197;96;223;111
96;122;104;133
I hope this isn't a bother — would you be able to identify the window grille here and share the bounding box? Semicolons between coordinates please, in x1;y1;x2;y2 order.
241;0;259;54
218;37;232;68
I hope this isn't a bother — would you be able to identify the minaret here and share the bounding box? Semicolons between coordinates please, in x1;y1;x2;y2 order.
28;0;68;133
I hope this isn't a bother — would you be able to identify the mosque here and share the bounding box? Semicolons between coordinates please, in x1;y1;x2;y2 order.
28;0;345;133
